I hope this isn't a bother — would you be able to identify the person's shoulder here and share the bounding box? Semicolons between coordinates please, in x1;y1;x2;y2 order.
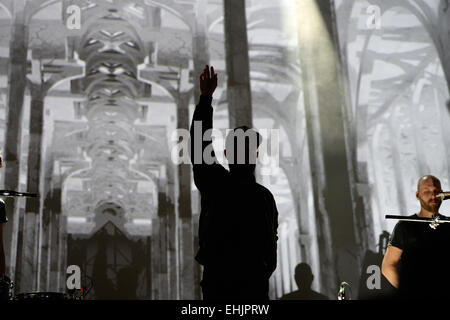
196;167;230;193
394;214;417;227
388;216;414;247
279;291;300;300
255;183;275;199
392;220;407;232
311;291;329;300
279;290;329;300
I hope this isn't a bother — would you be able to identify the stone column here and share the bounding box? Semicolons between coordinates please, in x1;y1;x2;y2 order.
167;193;177;300
436;1;450;183
176;90;195;299
150;217;162;299
48;183;61;292
333;4;374;254
12;207;25;294
296;0;361;298
151;191;170;299
192;0;210;100
38;160;54;291
437;1;450;94
281;158;314;265
223;0;253;128
3;0;28;278
57;214;68;292
145;235;152;299
19;83;45;292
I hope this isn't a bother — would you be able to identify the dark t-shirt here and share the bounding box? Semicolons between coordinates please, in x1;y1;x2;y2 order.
389;214;450;298
196;173;278;275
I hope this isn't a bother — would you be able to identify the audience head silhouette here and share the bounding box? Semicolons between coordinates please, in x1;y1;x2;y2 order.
224;126;262;174
280;262;328;300
295;263;314;289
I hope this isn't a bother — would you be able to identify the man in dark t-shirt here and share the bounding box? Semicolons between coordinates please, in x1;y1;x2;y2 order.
382;175;450;299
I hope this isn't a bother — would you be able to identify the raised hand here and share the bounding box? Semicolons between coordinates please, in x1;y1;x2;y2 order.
200;65;217;97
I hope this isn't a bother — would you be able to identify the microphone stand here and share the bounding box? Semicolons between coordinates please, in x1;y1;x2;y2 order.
338;282;352;300
385;214;450;229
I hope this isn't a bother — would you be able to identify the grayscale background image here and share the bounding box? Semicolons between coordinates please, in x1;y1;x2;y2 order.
0;0;449;300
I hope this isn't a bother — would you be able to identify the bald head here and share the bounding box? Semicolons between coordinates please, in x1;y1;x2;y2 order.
417;175;441;192
416;175;442;214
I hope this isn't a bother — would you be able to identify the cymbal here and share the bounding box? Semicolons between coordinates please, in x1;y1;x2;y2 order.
0;190;39;198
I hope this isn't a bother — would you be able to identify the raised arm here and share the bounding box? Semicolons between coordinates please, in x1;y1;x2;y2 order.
190;65;227;192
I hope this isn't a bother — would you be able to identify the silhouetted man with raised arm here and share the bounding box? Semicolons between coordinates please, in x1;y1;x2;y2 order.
190;65;279;300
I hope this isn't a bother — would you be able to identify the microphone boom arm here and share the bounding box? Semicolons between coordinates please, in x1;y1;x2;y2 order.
385;214;450;229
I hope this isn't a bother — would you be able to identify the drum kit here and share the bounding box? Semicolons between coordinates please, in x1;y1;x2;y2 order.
0;276;80;300
0;190;83;301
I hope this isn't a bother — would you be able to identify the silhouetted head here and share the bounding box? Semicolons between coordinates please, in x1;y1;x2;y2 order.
416;175;442;214
294;263;314;289
224;126;262;175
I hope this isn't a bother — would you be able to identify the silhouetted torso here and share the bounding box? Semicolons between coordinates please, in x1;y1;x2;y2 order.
280;289;328;300
195;169;278;300
197;171;275;265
